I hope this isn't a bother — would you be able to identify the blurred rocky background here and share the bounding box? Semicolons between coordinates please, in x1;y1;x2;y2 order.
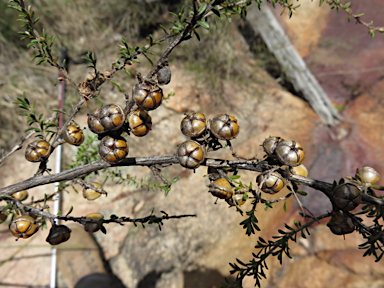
0;0;384;287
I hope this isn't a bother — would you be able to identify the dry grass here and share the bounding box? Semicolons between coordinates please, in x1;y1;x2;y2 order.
173;17;260;97
0;0;266;149
0;0;181;149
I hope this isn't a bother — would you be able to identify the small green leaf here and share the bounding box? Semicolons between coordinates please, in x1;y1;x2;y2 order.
143;53;153;66
284;223;294;230
2;203;11;211
159;24;167;34
171;25;183;31
370;29;375;37
100;224;107;234
236;258;246;266
26;127;41;132
370;185;384;191
194;31;201;41
354;13;365;18
164;186;171;196
123;68;131;76
65;207;73;216
296;191;307;196
110;80;123;92
211;8;220;17
340;2;350;9
197;20;209;30
53;109;69;115
198;2;207;15
229;175;241;180
121;37;128;45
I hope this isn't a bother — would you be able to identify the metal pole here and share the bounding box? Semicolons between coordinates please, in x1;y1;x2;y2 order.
50;46;67;288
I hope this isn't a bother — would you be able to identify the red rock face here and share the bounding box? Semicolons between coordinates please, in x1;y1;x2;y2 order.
271;1;384;192
276;0;384;104
259;4;384;287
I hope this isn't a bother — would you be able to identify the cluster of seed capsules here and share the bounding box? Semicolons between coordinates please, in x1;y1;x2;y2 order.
4;189;104;242
257;136;307;195
176;112;246;206
261;137;382;236
86;82;163;164
17;65;175;243
206;136;307;207
7;210;102;243
177;112;240;169
327;166;380;235
18;82;166;243
23;82;165;165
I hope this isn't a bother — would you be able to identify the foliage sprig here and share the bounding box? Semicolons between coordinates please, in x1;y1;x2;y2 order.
224;212;332;288
14;93;57;141
324;0;384;36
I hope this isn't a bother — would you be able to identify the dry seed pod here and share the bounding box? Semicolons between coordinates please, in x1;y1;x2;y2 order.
333;183;362;211
275;140;305;167
132;84;150;105
46;225;72;245
290;164;309;178
98;104;125;131
9;215;39;239
84;212;104;233
157;65;171;85
99;136;129;164
262;136;284;157
177;140;205;169
180;112;207;138
256;172;285;194
133;84;163;111
128;109;152;137
63;125;85;146
88;108;106;134
11;190;29;201
210;114;240;140
356;166;380;185
209;178;234;200
226;192;246;206
25;140;52;162
83;182;104;201
327;212;355;235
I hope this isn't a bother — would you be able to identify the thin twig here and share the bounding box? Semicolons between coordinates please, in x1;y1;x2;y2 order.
71;178;108;196
149;165;172;187
328;0;384;35
0;155;269;196
0;131;35;166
